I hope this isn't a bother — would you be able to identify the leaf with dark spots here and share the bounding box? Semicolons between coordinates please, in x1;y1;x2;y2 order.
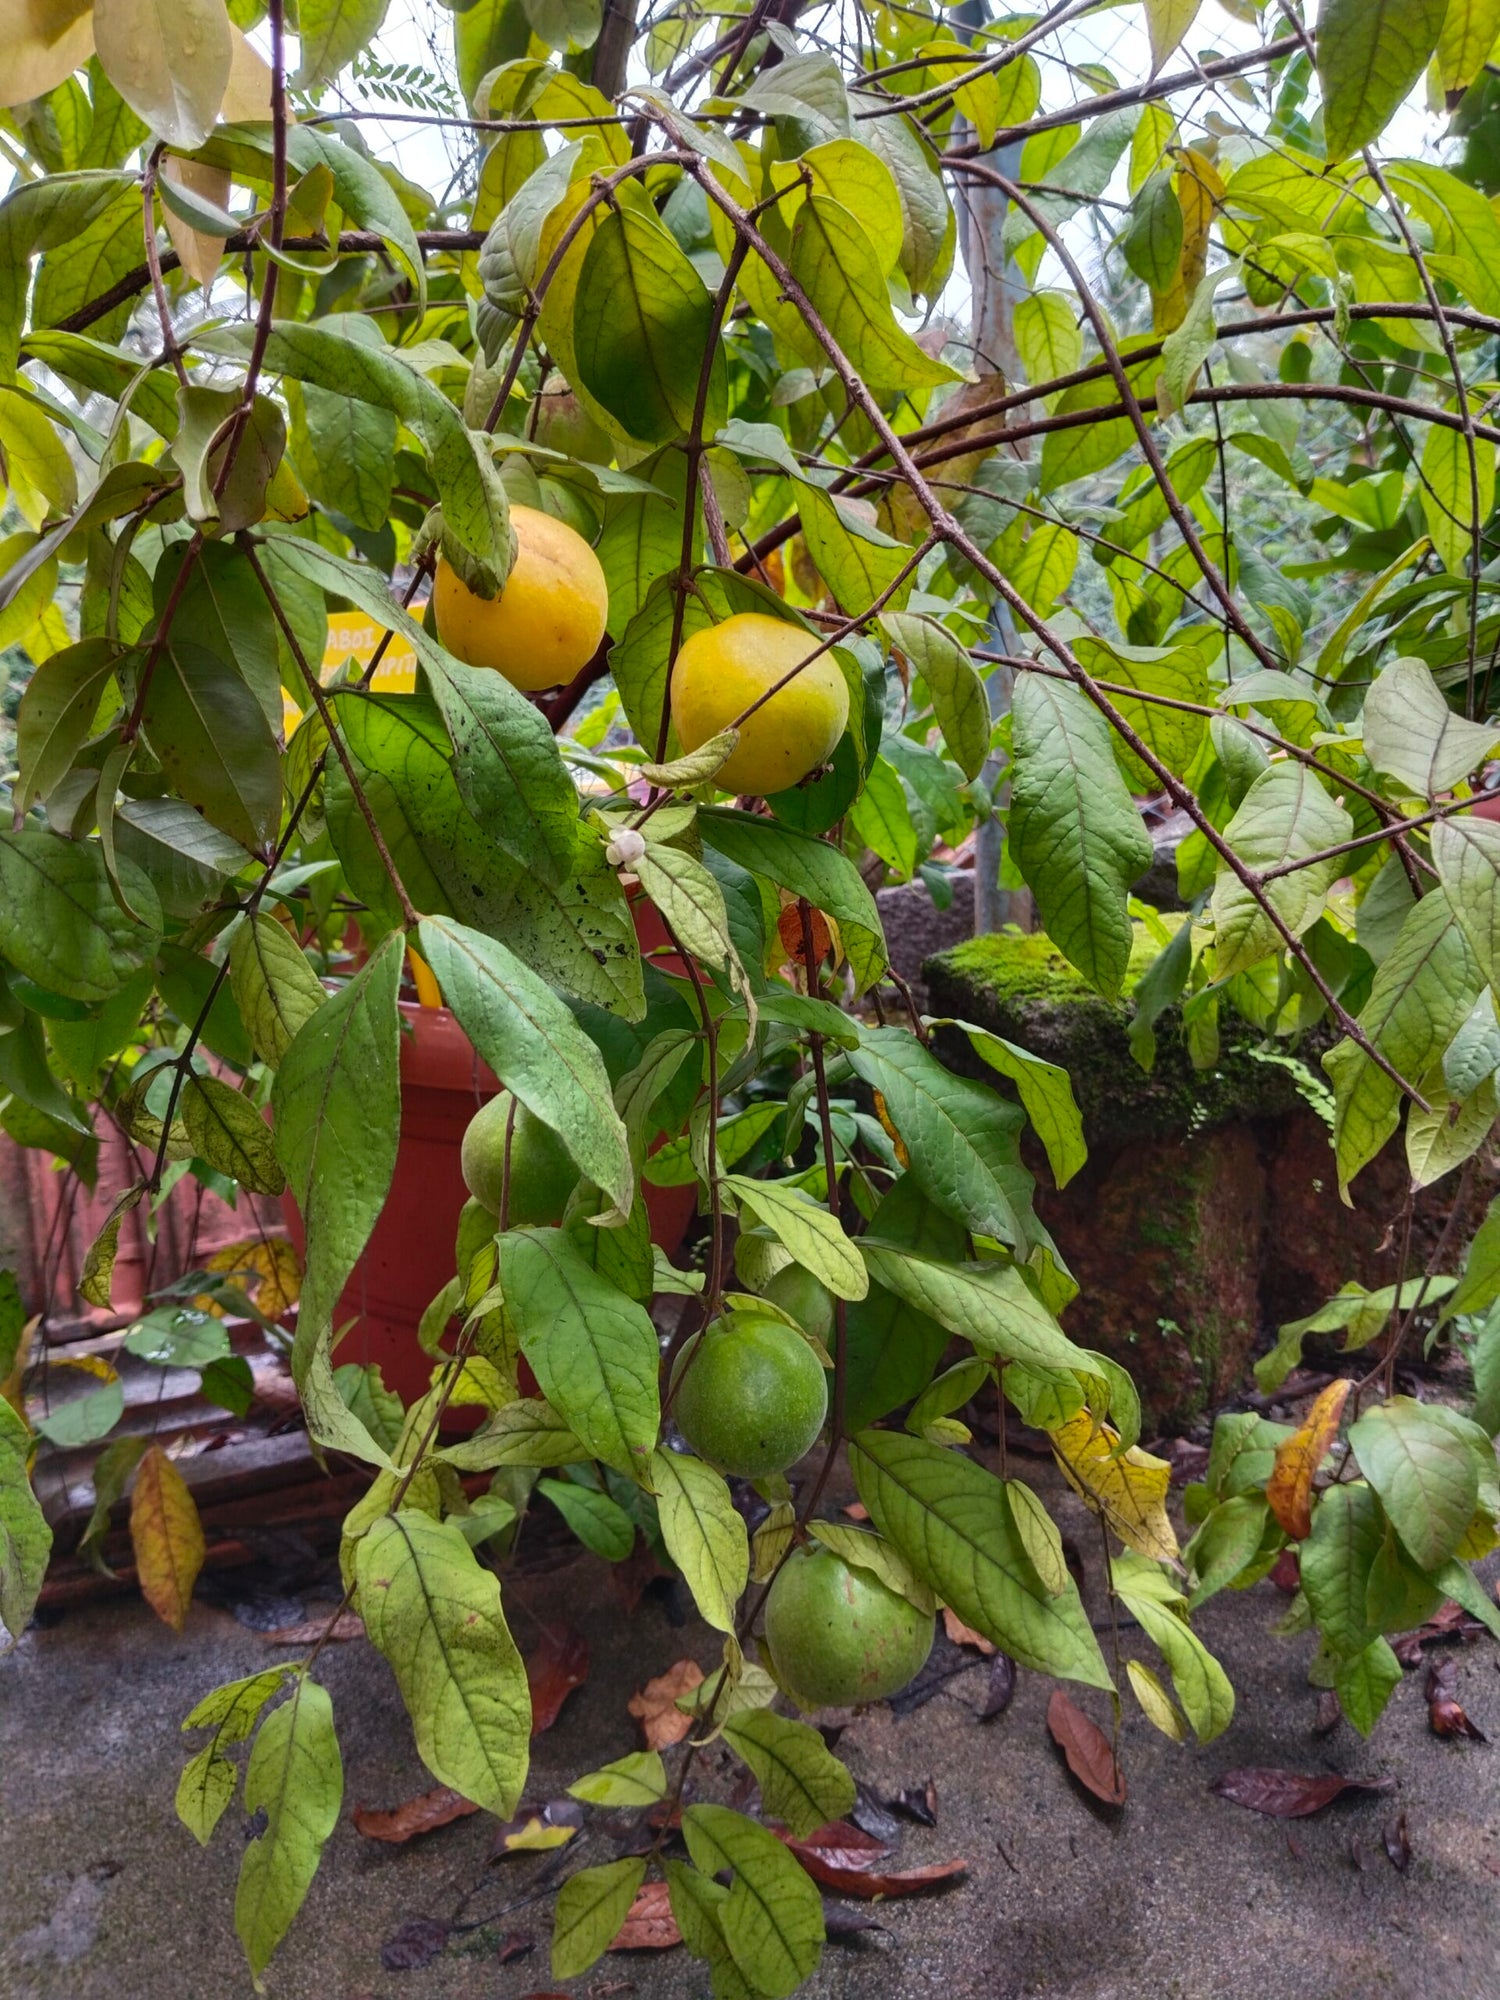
527;1623;589;1735
609;1878;681;1952
355;1785;477;1844
380;1916;450;1971
980;1652;1017;1721
1046;1690;1126;1806
1209;1768;1396;1817
1384;1812;1411;1873
1426;1659;1487;1741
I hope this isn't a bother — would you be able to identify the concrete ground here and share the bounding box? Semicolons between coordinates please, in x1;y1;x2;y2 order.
4;1475;1500;2000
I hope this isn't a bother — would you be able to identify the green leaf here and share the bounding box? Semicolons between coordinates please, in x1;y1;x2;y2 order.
634;841;733;972
295;0;390;91
1362;656;1500;799
274;935;403;1469
651;1448;748;1633
721;1709;855;1839
1334;1636;1402;1737
851;1429;1111;1687
436;1396;587;1472
1143;0;1203;69
552;1857;646;1979
14;637;119;812
800;484;914;616
1009;674;1153;997
0;1399;51;1639
356;1510;531;1814
234;1677;342;1980
1347;1396;1481;1571
681;1803;825;2000
0;832;161;1003
537;1476;637;1559
1211;763;1354;977
1300;1480;1384;1658
204;324;504;569
506;838;643;1019
1316;0;1449;161
723;1175;868;1301
1014;290;1083;388
172;383;286;534
700;807;887;993
1121;169;1183;291
843;1178;963;1432
181;1074;285;1196
0;171;133;378
500;1228;660;1476
1114;1574;1233;1741
573;204;718;445
847;1025;1033;1244
418;917;631;1214
788;195;959;391
32;1376;124;1449
881;612;988;782
568;1750;667;1806
935;1018;1087;1189
858;1239;1096;1377
1420;424;1496;575
142;642;281;854
229;914;327;1071
93;0;231;150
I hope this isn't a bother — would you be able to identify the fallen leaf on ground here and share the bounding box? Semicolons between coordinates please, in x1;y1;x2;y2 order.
889;1780;938;1827
786;1835;967;1898
264;1610;364;1647
1209;1769;1395;1817
355;1785;477;1844
527;1624;589;1735
822;1902;889;1939
1383;1812;1411;1873
1313;1691;1342;1736
942;1608;995;1654
851;1789;902;1845
380;1916;450;1971
1266;1379;1350;1542
1393;1602;1486;1667
889;1631;976;1716
496;1930;535;1963
490;1800;583;1857
1426;1659;1487;1741
980;1652;1017;1721
628;1659;705;1749
1046;1689;1126;1806
842;1501;869;1521
609;1879;680;1952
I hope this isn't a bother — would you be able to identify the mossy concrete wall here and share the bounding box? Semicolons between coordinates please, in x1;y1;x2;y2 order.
924;930;1497;1434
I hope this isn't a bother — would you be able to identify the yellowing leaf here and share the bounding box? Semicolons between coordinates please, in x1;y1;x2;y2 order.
1051;1412;1179;1561
1266;1378;1350;1542
161;157;231;290
130;1443;205;1631
200;1236;302;1318
1127;1657;1187;1739
0;0;96;110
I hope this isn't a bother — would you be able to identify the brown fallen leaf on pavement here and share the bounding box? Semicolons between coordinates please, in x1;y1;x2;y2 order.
784;1830;967;1899
609;1879;681;1952
264;1610;365;1647
1394;1602;1487;1667
1266;1379;1350;1542
942;1608;996;1655
1426;1659;1487;1741
380;1916;450;1971
355;1785;477;1844
1383;1812;1411;1874
980;1652;1017;1721
496;1930;535;1963
628;1658;705;1749
1209;1768;1395;1817
527;1623;589;1735
889;1780;938;1827
1046;1689;1126;1806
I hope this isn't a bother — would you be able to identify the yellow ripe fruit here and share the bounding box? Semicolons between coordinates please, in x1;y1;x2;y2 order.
433;504;609;692
670;612;850;797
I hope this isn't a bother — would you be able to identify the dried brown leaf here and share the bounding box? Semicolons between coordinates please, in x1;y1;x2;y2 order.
264;1610;364;1647
1209;1768;1395;1817
1046;1689;1126;1806
942;1608;996;1655
980;1652;1017;1721
609;1879;681;1952
1383;1812;1411;1873
628;1659;705;1749
355;1786;478;1844
1426;1659;1487;1741
527;1624;589;1736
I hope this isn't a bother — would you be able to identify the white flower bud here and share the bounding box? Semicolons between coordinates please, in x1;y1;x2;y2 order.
605;828;647;869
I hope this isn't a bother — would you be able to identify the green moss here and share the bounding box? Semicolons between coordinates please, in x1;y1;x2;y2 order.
925;925;1319;1151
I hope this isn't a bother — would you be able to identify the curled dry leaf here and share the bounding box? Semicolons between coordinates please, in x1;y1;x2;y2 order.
980;1652;1017;1721
786;1834;968;1899
527;1623;589;1735
942;1607;996;1655
355;1785;477;1844
264;1610;365;1647
1393;1601;1485;1667
1266;1378;1350;1542
609;1878;681;1952
1426;1659;1487;1741
1046;1689;1126;1806
889;1780;938;1827
1383;1812;1412;1874
379;1916;450;1971
628;1658;705;1749
777;900;832;970
496;1930;535;1963
1209;1768;1395;1817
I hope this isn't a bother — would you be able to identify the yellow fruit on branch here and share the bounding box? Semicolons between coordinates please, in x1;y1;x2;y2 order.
433;503;609;692
670;612;850;797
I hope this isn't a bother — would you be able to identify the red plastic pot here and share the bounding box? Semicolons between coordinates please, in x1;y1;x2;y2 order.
281;998;697;1408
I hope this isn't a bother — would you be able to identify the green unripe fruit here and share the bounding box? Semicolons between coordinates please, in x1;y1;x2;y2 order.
763;1544;934;1710
461;1091;577;1225
672;1311;828;1478
761;1262;834;1345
